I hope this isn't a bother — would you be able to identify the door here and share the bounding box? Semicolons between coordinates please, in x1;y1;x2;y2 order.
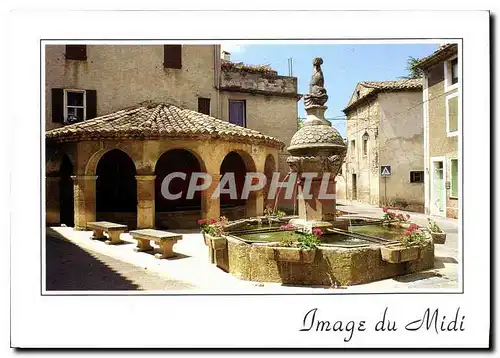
431;159;446;216
352;174;357;200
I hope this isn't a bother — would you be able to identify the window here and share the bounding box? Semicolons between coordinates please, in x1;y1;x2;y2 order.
229;100;246;127
198;98;211;115
350;140;356;157
163;45;182;69
444;56;459;91
410;171;424;183
64;90;86;124
450;159;458;198
446;93;459;135
362;134;368;157
65;45;87;61
51;88;97;124
356;90;360;99
451;58;458;85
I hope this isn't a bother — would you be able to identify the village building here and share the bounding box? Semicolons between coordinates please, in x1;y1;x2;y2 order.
342;79;425;212
45;44;299;229
416;44;460;218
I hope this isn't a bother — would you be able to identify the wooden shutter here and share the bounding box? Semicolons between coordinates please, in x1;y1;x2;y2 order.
51;88;64;123
65;45;87;60
163;45;182;69
86;90;97;120
229;100;246;127
198;98;211;115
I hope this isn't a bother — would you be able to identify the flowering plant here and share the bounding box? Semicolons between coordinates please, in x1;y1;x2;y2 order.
278;224;322;249
197;216;228;237
401;223;426;247
427;218;443;233
382;207;410;225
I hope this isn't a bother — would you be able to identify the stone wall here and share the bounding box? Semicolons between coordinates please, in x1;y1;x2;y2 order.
377;91;424;212
345;99;381;205
45;44;221;131
219;236;434;286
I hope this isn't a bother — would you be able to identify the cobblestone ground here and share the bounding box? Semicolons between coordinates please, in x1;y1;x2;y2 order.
46;234;197;291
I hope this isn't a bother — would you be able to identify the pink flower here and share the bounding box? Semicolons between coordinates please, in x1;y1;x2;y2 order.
404;230;411;236
406;214;411;219
197;219;207;225
312;228;323;237
280;224;296;231
382;207;388;213
209;218;217;225
393;206;399;210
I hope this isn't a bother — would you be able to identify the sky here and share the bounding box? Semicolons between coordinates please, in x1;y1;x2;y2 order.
222;43;440;138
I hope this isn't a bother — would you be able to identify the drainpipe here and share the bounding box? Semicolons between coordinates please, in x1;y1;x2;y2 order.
214;45;221;119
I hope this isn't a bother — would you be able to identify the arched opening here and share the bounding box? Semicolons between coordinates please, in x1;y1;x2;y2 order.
155;149;203;229
96;149;137;228
220;151;255;220
263;154;276;211
59;154;74;226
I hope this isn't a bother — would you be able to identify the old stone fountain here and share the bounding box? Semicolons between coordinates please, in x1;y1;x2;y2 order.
287;57;347;233
202;58;434;287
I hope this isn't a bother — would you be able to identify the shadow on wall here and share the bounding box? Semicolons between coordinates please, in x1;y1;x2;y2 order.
45;233;140;291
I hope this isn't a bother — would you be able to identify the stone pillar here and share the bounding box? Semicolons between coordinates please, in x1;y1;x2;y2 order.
202;173;220;220
136;175;156;229
246;189;265;217
72;175;97;230
298;177;335;221
46;176;60;226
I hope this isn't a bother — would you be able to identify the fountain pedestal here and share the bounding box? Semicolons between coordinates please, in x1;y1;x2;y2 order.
286;57;347;233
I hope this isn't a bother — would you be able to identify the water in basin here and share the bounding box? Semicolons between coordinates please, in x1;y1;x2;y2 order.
349;224;406;241
234;230;373;246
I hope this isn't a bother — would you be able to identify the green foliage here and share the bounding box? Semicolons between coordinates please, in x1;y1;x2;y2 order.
401;224;427;247
297;232;320;250
298;117;304;129
427;218;442;233
280;235;295;247
403;56;424;79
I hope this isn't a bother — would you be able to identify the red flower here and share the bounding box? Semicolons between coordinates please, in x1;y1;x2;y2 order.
312;228;323;237
382;207;388;213
406;214;411;219
197;219;207;225
209;218;217;225
280;224;295;231
393;206;399;210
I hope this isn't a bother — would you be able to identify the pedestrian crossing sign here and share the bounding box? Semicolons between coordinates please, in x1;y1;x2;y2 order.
381;165;391;176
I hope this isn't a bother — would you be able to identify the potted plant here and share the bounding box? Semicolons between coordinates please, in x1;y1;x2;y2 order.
427;218;446;244
380;224;427;263
273;225;321;264
381;207;410;227
197;216;228;245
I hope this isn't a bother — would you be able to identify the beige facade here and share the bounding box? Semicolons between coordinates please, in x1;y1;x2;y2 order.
45;45;221;131
418;44;460;218
343;80;424;212
45;44;299;229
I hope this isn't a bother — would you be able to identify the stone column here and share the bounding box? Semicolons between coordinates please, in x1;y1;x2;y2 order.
72;175;97;230
246;189;265;217
46;176;60;226
136;175;156;229
298;177;336;222
201;173;220;220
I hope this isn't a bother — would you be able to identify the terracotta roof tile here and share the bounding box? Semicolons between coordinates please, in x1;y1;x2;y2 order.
46;101;283;148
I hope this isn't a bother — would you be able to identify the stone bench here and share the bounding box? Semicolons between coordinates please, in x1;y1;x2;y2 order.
129;229;183;259
87;221;128;245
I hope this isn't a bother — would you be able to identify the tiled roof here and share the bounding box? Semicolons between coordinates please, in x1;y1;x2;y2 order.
46;101;284;148
343;78;423;113
415;43;458;70
359;78;423;90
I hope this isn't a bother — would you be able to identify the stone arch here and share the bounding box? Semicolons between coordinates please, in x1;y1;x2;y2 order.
152;147;207;174
154;149;205;229
95;149;137;228
85;146;139;176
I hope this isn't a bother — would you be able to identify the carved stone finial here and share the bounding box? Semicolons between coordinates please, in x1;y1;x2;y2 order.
304;57;328;110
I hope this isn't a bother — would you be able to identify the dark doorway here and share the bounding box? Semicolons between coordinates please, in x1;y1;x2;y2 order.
155;149;202;213
352;174;357;200
59;154;74;226
96;149;137;227
220;151;248;209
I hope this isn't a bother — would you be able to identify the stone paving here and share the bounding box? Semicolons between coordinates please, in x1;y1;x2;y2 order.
45;200;460;292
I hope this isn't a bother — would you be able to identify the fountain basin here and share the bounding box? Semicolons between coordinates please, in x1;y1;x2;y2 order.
204;218;434;286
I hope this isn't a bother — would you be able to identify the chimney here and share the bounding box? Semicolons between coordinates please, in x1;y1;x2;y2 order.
222;51;231;61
